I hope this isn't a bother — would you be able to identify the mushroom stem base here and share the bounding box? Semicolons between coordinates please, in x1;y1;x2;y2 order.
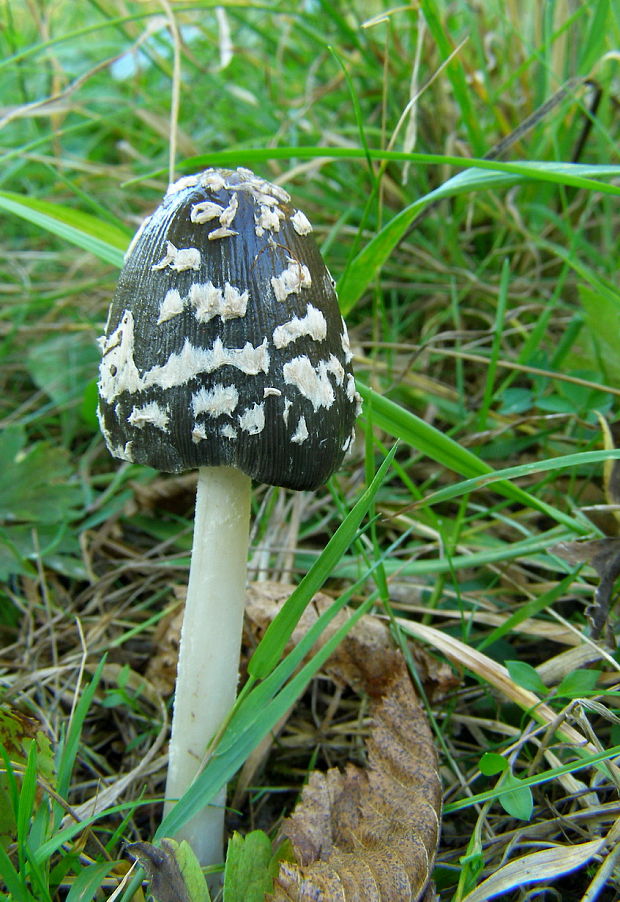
163;465;251;869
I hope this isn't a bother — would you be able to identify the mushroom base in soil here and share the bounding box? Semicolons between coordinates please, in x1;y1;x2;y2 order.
97;166;361;869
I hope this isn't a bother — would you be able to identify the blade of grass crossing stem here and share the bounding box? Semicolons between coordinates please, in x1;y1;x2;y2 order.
160;521;417;841
0;192;128;267
157;592;379;840
228;573;392;745
157;590;378;839
356;382;588;534
160;528;416;841
248;445;397;679
477;258;510;430
232;592;378;767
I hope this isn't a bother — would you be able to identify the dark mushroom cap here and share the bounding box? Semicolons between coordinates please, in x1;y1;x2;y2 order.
97;167;361;491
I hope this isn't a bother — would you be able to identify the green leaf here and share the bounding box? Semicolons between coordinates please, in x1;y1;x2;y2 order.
27;334;100;411
0;426;85;578
505;660;548;695
479;752;507;777
578;283;620;385
81;379;101;430
27;333;101;443
0;426;82;525
0;191;128;267
223;830;286;902
174;840;211;902
556;670;601;699
498;771;534;821
0;523;86;582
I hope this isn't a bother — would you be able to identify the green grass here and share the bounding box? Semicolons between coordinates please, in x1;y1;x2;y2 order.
1;1;620;899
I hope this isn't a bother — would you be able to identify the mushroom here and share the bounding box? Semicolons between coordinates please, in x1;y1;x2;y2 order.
97;166;361;869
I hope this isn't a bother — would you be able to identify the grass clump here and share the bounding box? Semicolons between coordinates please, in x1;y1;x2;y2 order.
1;1;620;899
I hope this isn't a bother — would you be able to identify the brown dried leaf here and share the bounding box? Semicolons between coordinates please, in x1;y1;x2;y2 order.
549;415;620;638
145;591;184;696
245;581;455;701
129;472;197;516
553;538;620;637
128;838;209;902
462;838;605;902
257;587;441;902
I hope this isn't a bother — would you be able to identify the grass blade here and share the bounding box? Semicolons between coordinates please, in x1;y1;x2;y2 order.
337;161;620;312
248;444;397;678
56;658;107;803
356;383;589;533
415;449;620;510
0;192;128;267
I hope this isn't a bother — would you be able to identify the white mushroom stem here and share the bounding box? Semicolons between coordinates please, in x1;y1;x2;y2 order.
164;465;251;868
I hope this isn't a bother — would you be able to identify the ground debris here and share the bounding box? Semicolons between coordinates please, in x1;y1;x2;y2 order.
243;583;442;902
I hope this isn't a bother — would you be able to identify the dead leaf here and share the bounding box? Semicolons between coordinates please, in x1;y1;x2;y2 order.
547;416;620;638
129;472;197;516
0;705;55;839
259;590;442;902
128;838;210;902
553;538;620;638
145;591;184;696
245;581;456;701
461;838;605;902
148;579;442;901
